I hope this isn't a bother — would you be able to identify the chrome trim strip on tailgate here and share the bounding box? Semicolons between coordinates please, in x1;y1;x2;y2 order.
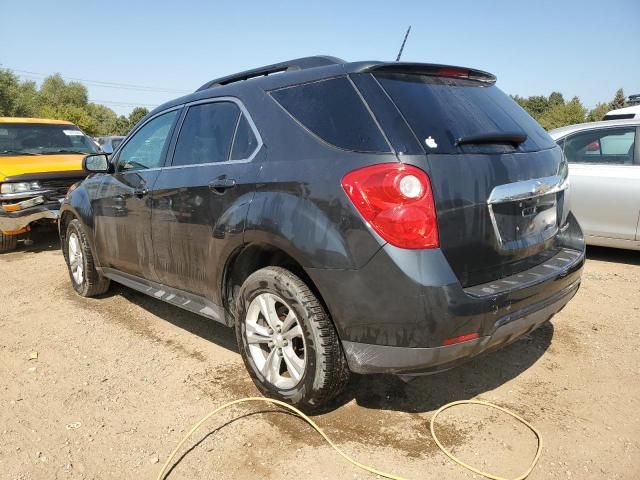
487;174;567;204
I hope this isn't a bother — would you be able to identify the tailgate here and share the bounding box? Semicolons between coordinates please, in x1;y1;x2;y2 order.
371;70;568;286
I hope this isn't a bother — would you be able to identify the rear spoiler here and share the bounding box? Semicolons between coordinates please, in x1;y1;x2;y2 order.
361;63;496;84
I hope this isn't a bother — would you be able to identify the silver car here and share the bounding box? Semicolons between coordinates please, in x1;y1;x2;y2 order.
550;119;640;250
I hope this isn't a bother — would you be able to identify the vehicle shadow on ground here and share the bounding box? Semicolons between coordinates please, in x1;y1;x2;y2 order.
104;276;553;415
106;283;239;353
328;321;554;414
11;230;61;254
586;245;639;266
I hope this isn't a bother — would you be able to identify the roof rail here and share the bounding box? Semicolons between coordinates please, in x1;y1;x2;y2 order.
195;56;345;92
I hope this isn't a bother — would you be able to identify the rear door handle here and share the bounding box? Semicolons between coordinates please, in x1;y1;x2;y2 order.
208;178;236;192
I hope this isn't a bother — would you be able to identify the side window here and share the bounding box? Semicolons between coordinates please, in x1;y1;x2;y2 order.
564;128;636;165
270;76;390;152
172;102;240;166
230;113;259;160
117;110;177;171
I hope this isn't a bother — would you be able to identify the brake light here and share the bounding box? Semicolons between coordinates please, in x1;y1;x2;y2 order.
341;163;439;249
436;67;470;79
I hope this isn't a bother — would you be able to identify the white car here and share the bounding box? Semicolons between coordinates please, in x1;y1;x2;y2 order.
550;119;640;250
604;104;640;120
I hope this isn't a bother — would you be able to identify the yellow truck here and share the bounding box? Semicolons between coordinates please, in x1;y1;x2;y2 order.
0;117;98;252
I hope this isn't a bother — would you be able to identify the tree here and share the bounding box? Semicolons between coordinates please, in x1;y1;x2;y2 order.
127;107;149;129
86;103;118;136
538;97;586;130
548;91;565;106
0;69;38;116
114;115;131;136
609;88;626;110
39;74;88;108
512;94;549;119
587;102;610;122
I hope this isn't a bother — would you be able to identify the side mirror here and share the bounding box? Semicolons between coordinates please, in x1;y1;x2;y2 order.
83;153;111;173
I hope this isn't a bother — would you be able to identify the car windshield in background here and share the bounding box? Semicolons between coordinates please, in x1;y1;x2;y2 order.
375;73;556;154
0;123;98;156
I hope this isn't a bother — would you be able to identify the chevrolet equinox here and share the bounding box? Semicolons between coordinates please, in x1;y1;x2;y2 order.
59;56;585;408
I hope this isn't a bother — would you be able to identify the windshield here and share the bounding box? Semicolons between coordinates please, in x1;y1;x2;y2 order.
375;73;556;154
0;123;98;156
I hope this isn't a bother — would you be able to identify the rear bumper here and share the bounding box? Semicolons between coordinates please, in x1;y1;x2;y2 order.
307;212;585;374
342;278;579;374
0;197;60;233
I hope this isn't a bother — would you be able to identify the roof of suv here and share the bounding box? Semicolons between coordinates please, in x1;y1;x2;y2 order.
149;56;496;117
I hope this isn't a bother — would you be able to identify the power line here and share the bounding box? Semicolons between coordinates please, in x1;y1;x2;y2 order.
7;67;190;94
90;99;159;108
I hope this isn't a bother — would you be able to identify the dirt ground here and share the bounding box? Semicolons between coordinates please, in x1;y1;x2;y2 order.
1;231;639;480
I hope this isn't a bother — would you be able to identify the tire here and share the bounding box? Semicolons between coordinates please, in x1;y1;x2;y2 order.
235;267;350;409
65;219;110;297
0;233;18;253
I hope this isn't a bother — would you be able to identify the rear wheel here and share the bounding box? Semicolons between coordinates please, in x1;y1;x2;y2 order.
65;219;110;297
235;267;350;409
0;233;18;253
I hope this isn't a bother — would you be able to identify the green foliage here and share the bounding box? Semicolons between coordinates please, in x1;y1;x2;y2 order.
538;97;587;130
609;88;626;110
0;68;151;137
548;91;565;106
515;88;627;130
512;94;549;118
587;102;610;122
127;107;149;129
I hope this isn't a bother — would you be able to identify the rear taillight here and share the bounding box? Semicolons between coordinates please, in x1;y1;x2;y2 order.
341;163;439;249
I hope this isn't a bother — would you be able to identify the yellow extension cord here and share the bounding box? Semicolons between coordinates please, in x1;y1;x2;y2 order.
156;397;542;480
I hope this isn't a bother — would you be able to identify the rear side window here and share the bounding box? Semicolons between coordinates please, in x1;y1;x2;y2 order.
376;73;556;154
230;113;259;160
271;77;389;152
563;128;635;165
173;102;240;166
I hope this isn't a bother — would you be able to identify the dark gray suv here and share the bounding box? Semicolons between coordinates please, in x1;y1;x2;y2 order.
59;56;585;408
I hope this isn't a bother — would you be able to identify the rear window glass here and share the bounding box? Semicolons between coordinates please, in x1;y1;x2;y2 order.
376;73;555;154
271;77;390;152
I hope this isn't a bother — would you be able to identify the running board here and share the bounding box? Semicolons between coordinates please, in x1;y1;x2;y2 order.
101;268;228;325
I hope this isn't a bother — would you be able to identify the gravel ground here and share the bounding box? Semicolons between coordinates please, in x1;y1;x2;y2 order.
1;231;639;480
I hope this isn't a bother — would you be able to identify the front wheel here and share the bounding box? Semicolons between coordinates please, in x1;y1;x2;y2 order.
0;233;18;253
235;267;350;409
65;219;110;297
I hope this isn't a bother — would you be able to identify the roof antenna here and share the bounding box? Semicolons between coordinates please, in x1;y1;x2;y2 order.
395;26;411;61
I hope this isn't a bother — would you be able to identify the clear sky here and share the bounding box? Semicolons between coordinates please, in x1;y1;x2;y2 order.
2;0;638;115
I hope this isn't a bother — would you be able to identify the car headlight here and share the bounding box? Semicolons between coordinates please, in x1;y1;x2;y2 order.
0;181;42;194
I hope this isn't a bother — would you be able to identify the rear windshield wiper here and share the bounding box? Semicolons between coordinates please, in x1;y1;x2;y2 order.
455;132;528;147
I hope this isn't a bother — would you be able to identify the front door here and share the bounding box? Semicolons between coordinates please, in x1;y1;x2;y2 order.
151;99;262;301
93;109;179;278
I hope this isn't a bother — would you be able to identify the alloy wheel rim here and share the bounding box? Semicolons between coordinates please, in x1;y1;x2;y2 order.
68;233;84;285
245;293;306;389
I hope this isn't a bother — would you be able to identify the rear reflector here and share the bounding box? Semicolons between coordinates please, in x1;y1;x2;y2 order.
442;333;480;346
